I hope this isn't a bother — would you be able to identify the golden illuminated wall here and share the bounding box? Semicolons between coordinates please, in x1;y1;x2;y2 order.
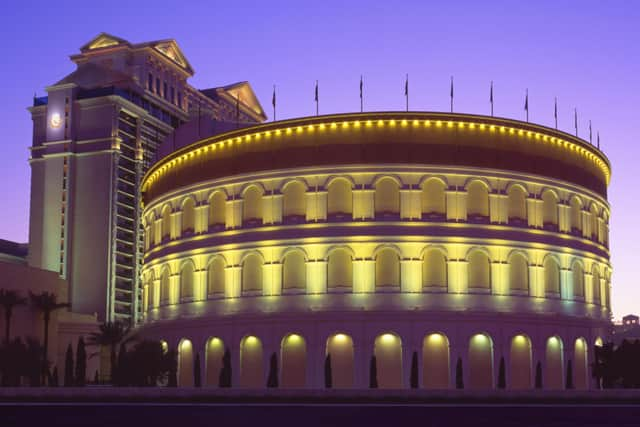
140;165;611;316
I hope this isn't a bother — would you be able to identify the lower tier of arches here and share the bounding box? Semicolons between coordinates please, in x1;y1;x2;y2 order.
139;311;607;390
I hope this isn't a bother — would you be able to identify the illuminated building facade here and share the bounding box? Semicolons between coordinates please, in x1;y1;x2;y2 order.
27;33;265;323
139;112;612;390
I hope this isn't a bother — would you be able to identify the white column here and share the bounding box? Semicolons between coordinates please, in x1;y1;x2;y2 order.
225;265;241;298
226;199;242;229
195;204;207;234
446;188;461;221
354;188;374;220
401;259;421;293
527;197;539;228
307;260;327;294
492;192;506;224
558;202;570;233
262;263;282;296
449;259;467;294
354;259;375;293
400;188;421;220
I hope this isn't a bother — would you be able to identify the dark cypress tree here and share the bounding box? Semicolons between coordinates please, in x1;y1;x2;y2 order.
194;352;202;387
51;366;59;387
410;351;419;389
167;349;178;387
324;354;332;388
455;357;464;389
115;344;128;386
75;337;86;386
219;348;232;388
497;356;506;389
267;352;278;388
369;355;378;388
535;361;543;389
64;343;74;387
94;370;99;385
565;360;574;389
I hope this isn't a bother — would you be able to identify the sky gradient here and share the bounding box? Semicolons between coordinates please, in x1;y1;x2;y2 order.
1;1;638;319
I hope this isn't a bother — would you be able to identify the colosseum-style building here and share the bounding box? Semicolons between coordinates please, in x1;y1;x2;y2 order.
139;112;611;390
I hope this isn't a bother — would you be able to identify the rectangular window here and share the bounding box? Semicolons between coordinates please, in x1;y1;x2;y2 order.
155;78;161;95
177;92;182;109
163;82;168;100
170;87;175;104
147;73;153;91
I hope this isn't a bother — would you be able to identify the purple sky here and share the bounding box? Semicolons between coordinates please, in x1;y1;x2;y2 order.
1;1;638;319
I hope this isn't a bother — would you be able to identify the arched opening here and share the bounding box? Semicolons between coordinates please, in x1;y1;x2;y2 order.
208;191;226;228
466;181;489;220
281;334;306;388
542;190;558;229
423;248;447;290
468;250;491;291
590;204;599;241
181;198;195;235
240;335;263;388
374;177;400;216
180;262;195;301
422;333;450;389
572;262;585;299
145;217;154;249
507;186;527;223
327;178;352;218
509;335;532;389
207;257;226;296
282;250;306;291
544;256;561;296
160;267;171;305
468;333;494;389
374;333;403;389
592;267;601;304
327;248;353;290
178;339;194;387
570;196;582;233
282;181;306;219
161;205;171;240
545;336;564;390
242;186;264;225
242;253;263;293
375;248;400;289
508;252;529;293
326;334;354;388
205;337;225;387
421;178;446;218
574;337;588;390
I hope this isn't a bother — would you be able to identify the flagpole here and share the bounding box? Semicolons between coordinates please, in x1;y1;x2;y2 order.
554;97;558;129
360;75;363;113
272;85;276;121
525;89;529;122
589;120;592;144
574;108;578;137
450;76;454;113
490;81;494;117
315;80;319;116
405;74;409;112
597;131;600;149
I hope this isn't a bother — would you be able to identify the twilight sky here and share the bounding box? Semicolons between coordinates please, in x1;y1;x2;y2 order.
1;1;638;319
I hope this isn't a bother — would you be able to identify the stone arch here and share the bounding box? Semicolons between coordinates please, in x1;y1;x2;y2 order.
420;177;447;217
282;249;307;290
240;335;264;388
242;185;264;224
181;197;196;234
179;260;195;301
572;260;585;299
327;247;353;290
422;247;447;289
242;252;264;293
374;246;401;288
509;334;532;389
545;336;564;390
541;189;559;228
280;334;307;388
205;337;225;387
507;251;529;293
574;337;588;390
282;180;307;218
160;265;171;305
467;248;491;291
207;255;226;296
507;184;528;222
422;332;450;389
543;254;561;296
374;333;403;389
326;333;354;388
589;202;600;241
466;180;490;219
468;333;494;389
208;190;227;228
326;177;353;217
569;195;583;233
161;204;172;240
374;176;400;215
177;338;194;387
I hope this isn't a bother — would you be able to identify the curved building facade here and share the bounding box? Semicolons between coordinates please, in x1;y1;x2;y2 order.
139;112;611;390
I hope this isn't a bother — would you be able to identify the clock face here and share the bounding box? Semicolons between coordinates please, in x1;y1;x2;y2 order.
50;113;62;128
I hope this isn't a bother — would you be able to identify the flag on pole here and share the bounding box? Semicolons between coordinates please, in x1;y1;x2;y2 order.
574;108;578;136
450;76;454;113
314;80;319;116
272;85;276;121
360;75;363;113
589;120;593;144
597;131;600;149
554;97;558;129
235;93;240;128
404;74;409;112
489;81;494;116
524;89;529;122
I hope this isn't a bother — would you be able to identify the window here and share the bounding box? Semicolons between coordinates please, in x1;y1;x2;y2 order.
421;179;446;217
508;253;529;293
163;82;168;100
327;179;352;217
507;186;527;222
467;181;489;219
283;250;306;290
423;249;447;289
374;178;400;216
468;250;491;290
327;249;352;290
155;78;161;95
543;257;560;295
170;87;175;104
375;248;400;288
148;73;153;91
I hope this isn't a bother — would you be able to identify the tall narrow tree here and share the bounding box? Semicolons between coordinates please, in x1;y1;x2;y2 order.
219;347;232;388
324;354;332;388
369;355;378;388
455;357;464;389
194;352;202;387
497;356;506;389
87;321;132;383
75;337;87;386
29;291;69;384
64;343;74;387
535;361;543;389
410;351;419;389
267;352;278;388
0;289;27;344
565;360;574;389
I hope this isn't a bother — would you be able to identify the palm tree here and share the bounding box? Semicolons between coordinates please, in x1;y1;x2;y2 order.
29;291;69;384
0;289;27;343
87;321;132;383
